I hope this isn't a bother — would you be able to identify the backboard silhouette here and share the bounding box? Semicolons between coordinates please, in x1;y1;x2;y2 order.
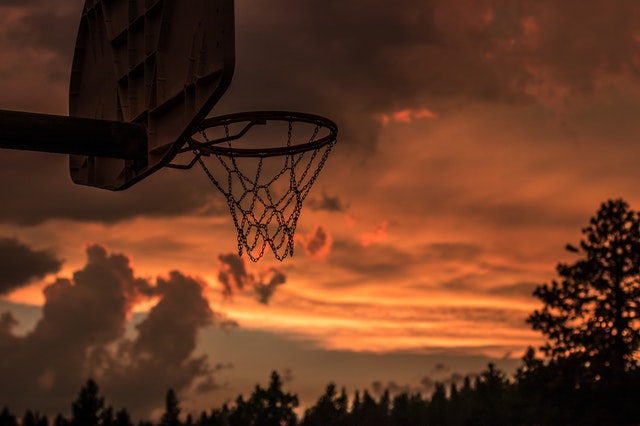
69;0;235;190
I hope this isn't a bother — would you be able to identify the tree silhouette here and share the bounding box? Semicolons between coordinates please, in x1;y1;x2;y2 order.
113;408;133;426
229;371;298;426
22;410;48;426
425;383;447;425
71;379;105;426
160;389;182;426
53;414;69;426
300;383;348;426
0;407;17;426
522;199;640;424
389;392;426;426
527;199;640;385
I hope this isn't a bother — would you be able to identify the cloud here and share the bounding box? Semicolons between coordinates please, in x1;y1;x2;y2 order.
0;153;226;226
379;108;438;125
253;268;287;305
217;253;252;298
418;371;467;394
0;237;62;295
299;226;332;259
3;0;639;228
280;368;295;384
0;311;18;336
307;193;348;212
431;363;451;375
487;282;538;299
371;380;416;397
329;239;415;278
421;242;483;263
359;221;389;247
371;369;466;397
0;244;218;418
217;254;287;304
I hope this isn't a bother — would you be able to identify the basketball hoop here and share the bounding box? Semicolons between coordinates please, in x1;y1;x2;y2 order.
167;111;338;261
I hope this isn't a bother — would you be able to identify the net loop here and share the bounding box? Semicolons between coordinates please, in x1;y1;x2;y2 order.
184;111;337;261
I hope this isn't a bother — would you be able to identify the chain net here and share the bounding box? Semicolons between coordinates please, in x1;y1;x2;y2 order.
189;118;335;261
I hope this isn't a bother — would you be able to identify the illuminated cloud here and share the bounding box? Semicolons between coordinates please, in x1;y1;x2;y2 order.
379;108;438;125
359;221;389;247
0;237;62;295
0;245;217;418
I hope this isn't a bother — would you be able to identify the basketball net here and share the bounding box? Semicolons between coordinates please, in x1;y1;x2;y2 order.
188;113;336;261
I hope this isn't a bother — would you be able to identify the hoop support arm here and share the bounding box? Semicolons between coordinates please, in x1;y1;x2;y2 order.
0;109;147;160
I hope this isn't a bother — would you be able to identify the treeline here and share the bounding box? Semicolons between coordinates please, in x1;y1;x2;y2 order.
1;363;640;426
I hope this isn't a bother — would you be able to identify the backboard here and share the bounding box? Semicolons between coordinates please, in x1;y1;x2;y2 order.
68;0;235;190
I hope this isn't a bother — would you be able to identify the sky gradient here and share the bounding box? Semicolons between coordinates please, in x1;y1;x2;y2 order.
2;0;640;420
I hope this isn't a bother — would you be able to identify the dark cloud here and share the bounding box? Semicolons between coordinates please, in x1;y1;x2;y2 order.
217;253;252;297
132;272;212;364
253;268;286;305
418;371;467;394
421;242;483;263
0;237;62;295
0;311;18;336
371;380;416;397
371;370;466;397
217;254;286;304
0;245;219;418
300;226;332;259
217;0;640;159
0;152;228;225
307;193;348;212
0;1;78;83
280;368;295;384
443;275;540;301
487;281;538;299
431;363;451;375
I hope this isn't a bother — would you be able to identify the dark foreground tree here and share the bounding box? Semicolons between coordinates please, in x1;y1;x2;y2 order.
524;199;640;424
300;383;348;426
71;379;105;426
0;407;17;426
160;389;182;426
22;410;48;426
527;199;640;383
229;371;298;426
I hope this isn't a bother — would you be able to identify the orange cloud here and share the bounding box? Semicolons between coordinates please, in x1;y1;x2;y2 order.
359;221;389;247
379;108;437;125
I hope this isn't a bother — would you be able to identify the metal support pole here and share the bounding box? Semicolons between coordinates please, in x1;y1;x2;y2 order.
0;109;147;160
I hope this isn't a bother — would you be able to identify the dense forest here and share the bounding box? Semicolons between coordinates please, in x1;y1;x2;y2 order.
2;198;640;425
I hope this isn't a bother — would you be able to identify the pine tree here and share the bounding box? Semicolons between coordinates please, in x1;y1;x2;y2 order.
527;199;640;385
0;407;17;426
160;389;181;426
71;379;105;426
301;383;347;426
114;408;133;426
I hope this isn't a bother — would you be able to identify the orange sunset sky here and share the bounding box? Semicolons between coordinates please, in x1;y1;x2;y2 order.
2;0;640;419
